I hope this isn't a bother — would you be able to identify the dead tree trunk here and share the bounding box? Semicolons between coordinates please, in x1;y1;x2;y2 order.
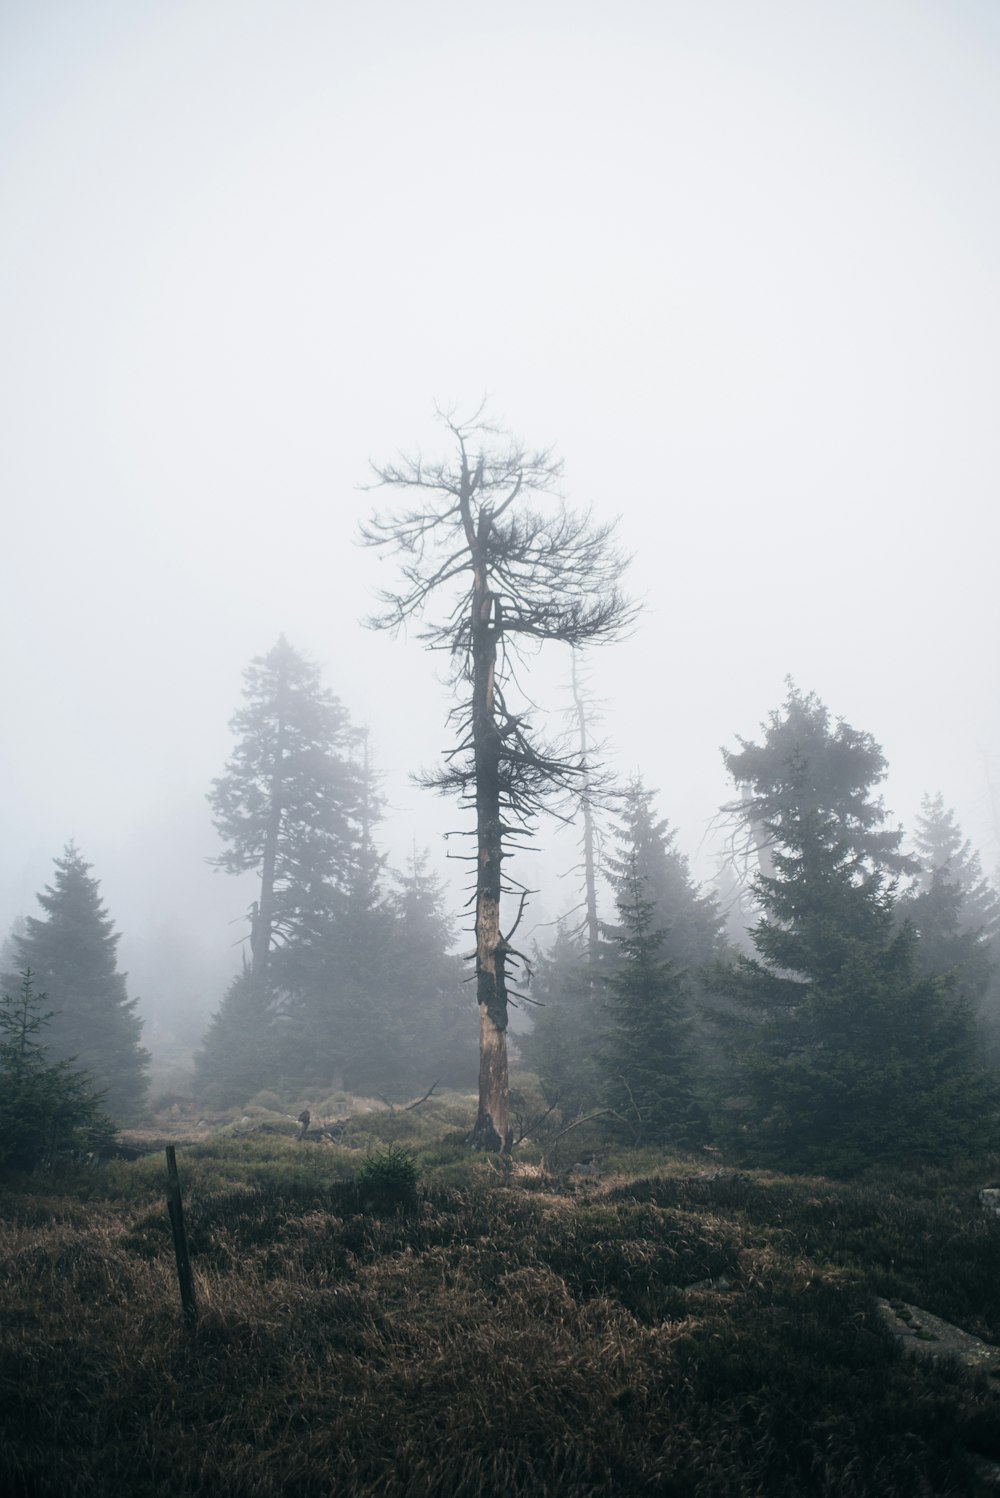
250;677;286;978
741;784;775;880
571;651;600;963
362;409;635;1155
469;498;511;1152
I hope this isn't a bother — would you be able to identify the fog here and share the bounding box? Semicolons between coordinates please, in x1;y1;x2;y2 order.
2;0;998;1064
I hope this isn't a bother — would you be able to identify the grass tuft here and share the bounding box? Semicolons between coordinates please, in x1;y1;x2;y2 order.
2;1122;1000;1494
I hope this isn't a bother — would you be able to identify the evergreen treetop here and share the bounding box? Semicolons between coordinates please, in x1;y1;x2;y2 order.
9;846;148;1122
716;690;997;1173
604;778;724;972
602;854;704;1146
912;793;1000;938
209;636;364;972
725;684;915;883
0;970;113;1171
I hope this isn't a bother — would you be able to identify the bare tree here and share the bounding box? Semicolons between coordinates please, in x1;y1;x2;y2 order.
361;406;635;1152
569;650;603;962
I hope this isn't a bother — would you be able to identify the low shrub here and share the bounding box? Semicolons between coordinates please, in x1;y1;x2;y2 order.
356;1143;421;1210
5;1140;1000;1495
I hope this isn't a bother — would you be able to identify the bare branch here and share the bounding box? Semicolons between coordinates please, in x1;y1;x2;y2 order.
403;1080;441;1111
359;403;636;1155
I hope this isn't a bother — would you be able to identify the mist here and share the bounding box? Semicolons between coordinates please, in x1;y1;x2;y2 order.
2;0;998;1079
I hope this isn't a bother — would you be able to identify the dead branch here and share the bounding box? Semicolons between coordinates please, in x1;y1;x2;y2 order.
545;1109;619;1145
403;1080;440;1111
513;1095;562;1145
618;1075;645;1144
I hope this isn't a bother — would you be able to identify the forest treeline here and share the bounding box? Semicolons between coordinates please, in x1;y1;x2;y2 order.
3;651;999;1176
3;413;999;1177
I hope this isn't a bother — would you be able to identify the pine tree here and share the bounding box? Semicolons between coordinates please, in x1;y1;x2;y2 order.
527;779;724;1120
274;728;393;1092
8;847;149;1121
522;922;602;1114
602;856;704;1146
362;407;635;1151
385;849;474;1092
193;967;277;1107
0;971;113;1171
717;687;997;1173
200;638;364;1100
208;636;363;976
902;793;1000;1056
605;780;725;975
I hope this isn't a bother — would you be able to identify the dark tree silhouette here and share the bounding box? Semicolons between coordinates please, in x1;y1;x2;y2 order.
8;846;148;1121
362;406;635;1151
715;687;996;1172
0;971;113;1172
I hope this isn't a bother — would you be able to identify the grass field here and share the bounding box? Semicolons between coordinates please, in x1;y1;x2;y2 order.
3;1094;1000;1496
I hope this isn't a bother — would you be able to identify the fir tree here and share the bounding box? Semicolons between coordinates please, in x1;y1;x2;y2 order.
901;793;1000;1057
275;728;394;1091
0;971;113;1171
605;779;725;975
527;779;724;1118
602;856;704;1146
522;922;603;1115
200;639;364;1100
209;636;363;976
387;849;474;1092
717;688;997;1173
193;967;277;1107
8;847;149;1121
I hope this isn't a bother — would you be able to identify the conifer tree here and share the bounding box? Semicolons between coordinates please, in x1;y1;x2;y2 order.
200;638;364;1100
717;688;997;1173
522;922;602;1114
274;727;393;1091
362;406;634;1151
0;971;113;1171
605;779;725;975
602;856;704;1145
8;847;149;1121
527;779;724;1118
901;793;1000;1055
387;849;474;1091
209;636;363;977
192;966;276;1106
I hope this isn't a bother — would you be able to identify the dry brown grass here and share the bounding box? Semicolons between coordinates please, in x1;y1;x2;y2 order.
2;1154;999;1495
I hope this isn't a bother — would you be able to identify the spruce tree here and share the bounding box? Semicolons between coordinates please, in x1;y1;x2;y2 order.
193;967;277;1107
717;687;997;1173
0;971;113;1171
602;856;704;1146
200;638;364;1100
208;636;363;976
386;849;474;1092
522;922;602;1114
606;779;725;975
902;793;1000;1057
8;847;149;1121
527;779;724;1120
274;727;393;1092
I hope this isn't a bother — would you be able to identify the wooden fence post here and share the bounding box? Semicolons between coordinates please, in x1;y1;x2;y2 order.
165;1145;197;1326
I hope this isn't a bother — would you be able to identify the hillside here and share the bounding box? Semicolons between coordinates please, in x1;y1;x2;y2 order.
2;1097;1000;1496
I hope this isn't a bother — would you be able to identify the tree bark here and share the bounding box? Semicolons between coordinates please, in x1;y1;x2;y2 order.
251;676;286;977
468;482;511;1153
571;652;600;963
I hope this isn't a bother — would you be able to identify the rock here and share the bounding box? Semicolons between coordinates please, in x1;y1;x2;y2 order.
979;1188;1000;1216
877;1299;1000;1376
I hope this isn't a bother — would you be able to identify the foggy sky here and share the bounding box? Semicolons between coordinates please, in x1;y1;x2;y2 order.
2;0;998;1034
